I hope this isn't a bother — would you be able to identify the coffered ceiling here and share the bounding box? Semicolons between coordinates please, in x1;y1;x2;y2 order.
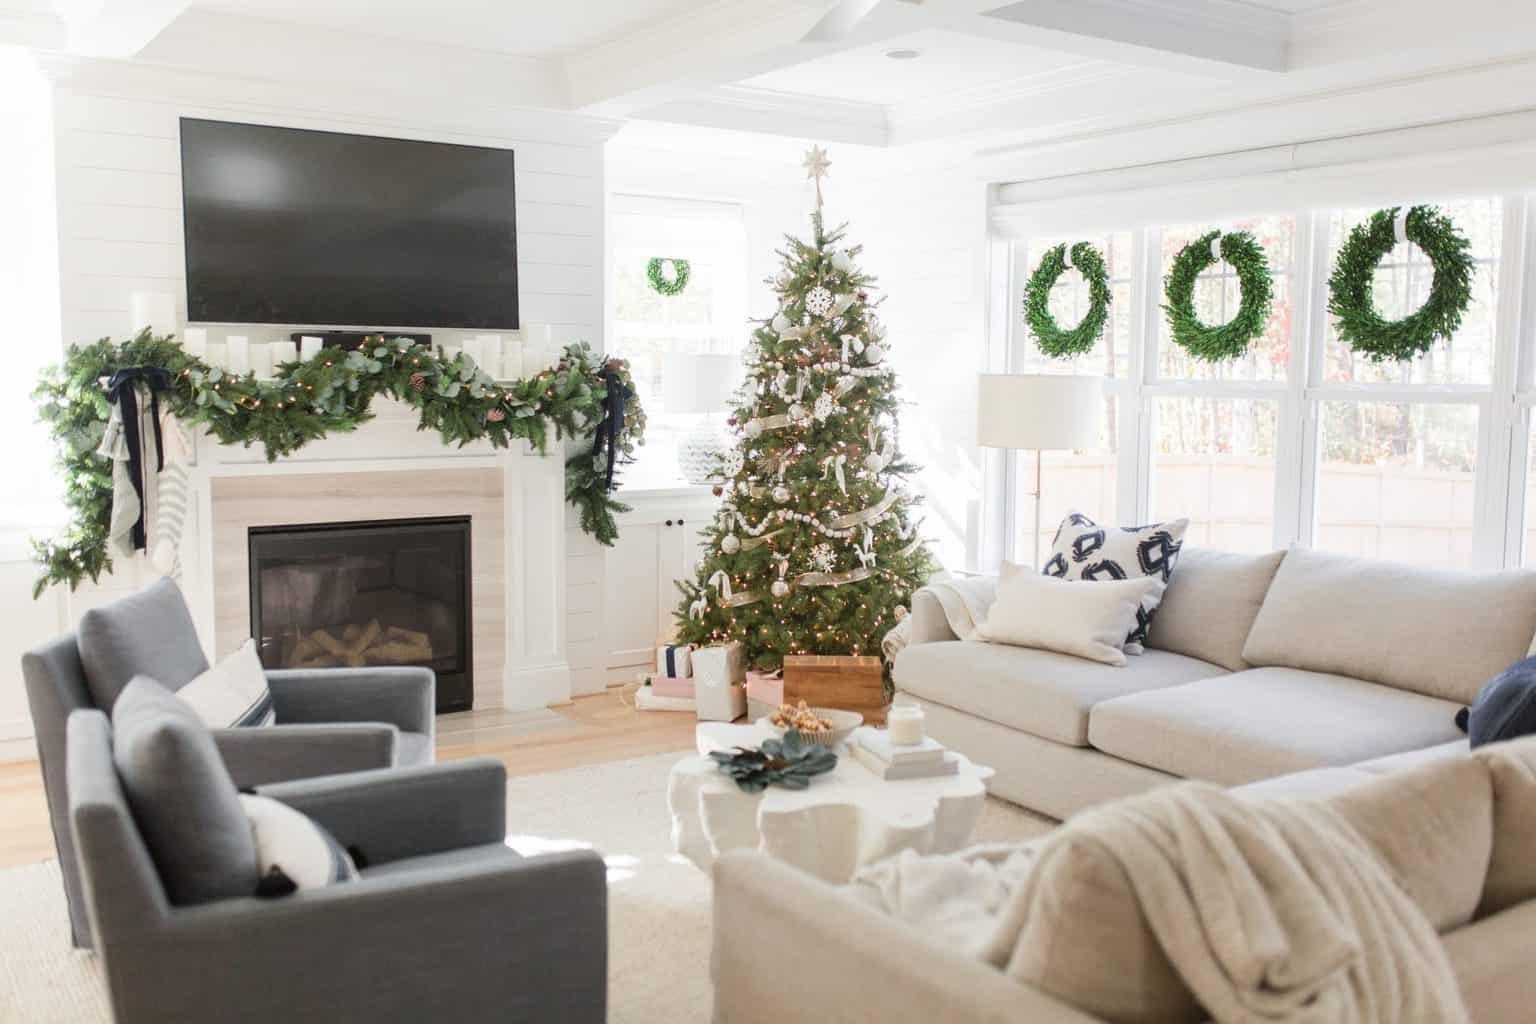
6;0;1536;160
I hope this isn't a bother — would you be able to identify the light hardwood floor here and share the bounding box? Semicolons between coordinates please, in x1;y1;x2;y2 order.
0;688;697;871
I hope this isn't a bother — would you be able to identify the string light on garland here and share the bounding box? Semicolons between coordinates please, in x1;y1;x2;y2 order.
646;257;691;296
1023;241;1111;359
1163;229;1273;362
1328;205;1474;363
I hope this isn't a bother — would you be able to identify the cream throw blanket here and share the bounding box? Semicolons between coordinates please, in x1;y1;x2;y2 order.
854;783;1468;1023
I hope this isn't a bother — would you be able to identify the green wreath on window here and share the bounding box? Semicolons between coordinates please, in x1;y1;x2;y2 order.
1328;206;1474;364
647;257;691;296
1023;242;1111;359
1163;230;1273;363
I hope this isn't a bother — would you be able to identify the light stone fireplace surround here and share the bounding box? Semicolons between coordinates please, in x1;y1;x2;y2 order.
179;399;571;711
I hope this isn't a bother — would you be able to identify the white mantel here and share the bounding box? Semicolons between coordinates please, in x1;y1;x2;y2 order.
179;399;572;711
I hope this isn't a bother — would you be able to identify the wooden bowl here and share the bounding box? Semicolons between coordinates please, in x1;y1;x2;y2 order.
761;707;864;748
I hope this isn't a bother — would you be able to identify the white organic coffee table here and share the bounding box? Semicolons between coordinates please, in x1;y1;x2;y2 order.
668;720;994;883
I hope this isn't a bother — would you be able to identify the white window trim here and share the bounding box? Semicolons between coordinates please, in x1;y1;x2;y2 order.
997;192;1536;570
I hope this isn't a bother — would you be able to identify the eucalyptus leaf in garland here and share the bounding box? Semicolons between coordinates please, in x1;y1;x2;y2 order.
31;330;646;596
646;257;691;296
1328;205;1474;363
1163;230;1273;362
1023;242;1111;359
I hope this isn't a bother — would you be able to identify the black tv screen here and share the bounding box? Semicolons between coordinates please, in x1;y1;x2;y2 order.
181;118;519;329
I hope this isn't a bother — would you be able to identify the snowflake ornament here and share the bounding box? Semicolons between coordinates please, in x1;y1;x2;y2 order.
723;449;745;478
812;543;836;573
813;392;835;422
804;286;834;317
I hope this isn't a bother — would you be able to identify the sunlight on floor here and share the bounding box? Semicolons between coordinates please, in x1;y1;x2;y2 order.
505;834;645;884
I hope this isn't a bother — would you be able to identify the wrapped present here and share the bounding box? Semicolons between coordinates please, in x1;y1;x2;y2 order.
652;677;695;699
655;643;692;679
693;642;747;722
745;671;783;707
784;654;887;725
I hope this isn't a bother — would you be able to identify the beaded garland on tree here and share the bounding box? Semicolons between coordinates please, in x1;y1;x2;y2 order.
31;332;644;595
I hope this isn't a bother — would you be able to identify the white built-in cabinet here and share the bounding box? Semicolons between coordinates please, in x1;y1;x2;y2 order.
603;489;721;680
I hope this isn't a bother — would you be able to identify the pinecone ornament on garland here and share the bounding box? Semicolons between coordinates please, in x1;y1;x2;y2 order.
409;371;428;393
486;407;507;423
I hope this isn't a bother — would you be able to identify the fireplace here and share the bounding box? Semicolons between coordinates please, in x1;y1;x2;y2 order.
248;516;473;713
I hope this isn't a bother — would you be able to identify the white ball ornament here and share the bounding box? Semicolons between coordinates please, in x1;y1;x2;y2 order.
720;533;741;554
771;579;790;598
773;485;791;504
744;419;763;438
788;402;807;422
804;286;834;317
771;312;791;333
829;249;854;273
864;343;886;364
864;451;884;472
895;605;908;621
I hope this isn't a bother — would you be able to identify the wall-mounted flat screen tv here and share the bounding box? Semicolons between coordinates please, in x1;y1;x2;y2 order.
181;118;518;329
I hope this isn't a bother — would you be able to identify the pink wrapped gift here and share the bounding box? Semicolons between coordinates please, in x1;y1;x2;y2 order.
651;677;695;699
745;671;783;707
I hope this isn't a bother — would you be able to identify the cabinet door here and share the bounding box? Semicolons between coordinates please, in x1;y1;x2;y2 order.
604;519;665;675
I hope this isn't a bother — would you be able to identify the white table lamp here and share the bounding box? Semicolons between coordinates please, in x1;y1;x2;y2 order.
977;373;1103;569
664;352;741;485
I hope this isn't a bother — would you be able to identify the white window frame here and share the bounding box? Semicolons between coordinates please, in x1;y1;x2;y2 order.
999;192;1536;570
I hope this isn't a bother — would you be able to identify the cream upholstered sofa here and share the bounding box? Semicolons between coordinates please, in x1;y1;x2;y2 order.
889;544;1536;819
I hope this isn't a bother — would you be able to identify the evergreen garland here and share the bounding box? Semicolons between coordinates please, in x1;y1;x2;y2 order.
1023;242;1112;359
31;331;645;596
646;257;691;296
1163;230;1273;362
1328;205;1475;363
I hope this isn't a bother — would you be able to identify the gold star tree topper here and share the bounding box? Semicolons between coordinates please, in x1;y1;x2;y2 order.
802;145;831;210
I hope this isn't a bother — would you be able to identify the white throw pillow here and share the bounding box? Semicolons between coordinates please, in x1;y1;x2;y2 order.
1042;511;1189;655
240;794;358;894
177;639;275;728
977;567;1158;666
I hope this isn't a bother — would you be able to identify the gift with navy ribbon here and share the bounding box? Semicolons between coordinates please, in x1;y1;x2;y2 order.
655;643;692;679
103;366;173;550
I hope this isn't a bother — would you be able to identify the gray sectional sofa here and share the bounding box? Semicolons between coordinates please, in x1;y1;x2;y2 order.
893;545;1536;819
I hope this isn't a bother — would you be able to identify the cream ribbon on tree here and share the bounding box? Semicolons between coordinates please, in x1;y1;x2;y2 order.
795;567;876;588
840;333;865;364
897;534;924;558
708;569;733;600
865;423;892;474
829;489;899;529
822;453;848;494
1394;206;1411;246
740;528;782;550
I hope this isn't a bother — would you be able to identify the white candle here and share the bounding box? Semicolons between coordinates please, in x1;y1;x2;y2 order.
888;704;925;745
205;341;227;370
461;336;484;370
299;336;323;361
478;335;503;376
502;345;525;380
182;327;208;358
440;341;463;362
251;342;274;379
225;335;250;375
270;340;298;369
129;292;177;336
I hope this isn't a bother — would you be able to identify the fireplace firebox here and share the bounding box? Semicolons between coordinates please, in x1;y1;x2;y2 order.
248;516;473;713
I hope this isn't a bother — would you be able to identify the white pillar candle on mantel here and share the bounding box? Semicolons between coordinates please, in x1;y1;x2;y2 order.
477;335;503;377
887;704;925;745
440;341;462;363
269;340;298;369
129;292;177;337
501;344;525;381
460;336;483;370
522;323;555;375
225;335;250;375
251;341;274;380
299;336;323;361
205;341;228;371
182;327;208;358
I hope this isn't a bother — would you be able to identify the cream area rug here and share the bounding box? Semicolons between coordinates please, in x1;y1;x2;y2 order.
0;750;1054;1023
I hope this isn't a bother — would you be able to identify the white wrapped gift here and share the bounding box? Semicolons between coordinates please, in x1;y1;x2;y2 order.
655;643;692;679
692;642;746;722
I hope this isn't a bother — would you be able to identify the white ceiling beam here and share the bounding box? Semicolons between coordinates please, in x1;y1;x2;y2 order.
50;0;189;58
948;0;1290;76
0;6;65;48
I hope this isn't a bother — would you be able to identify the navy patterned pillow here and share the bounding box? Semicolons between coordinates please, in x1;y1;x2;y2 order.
1043;511;1189;653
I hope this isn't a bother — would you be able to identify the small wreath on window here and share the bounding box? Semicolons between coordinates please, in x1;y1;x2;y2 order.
1023;242;1111;359
647;257;691;296
1328;206;1474;363
1163;230;1273;363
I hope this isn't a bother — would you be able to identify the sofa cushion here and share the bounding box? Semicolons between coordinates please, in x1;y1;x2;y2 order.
111;676;258;905
78;577;209;712
894;641;1226;747
976;569;1158;666
1007;754;1495;1024
1145;547;1285;671
1088;667;1467;785
1041;511;1188;654
1472;735;1536;917
1355;739;1470;775
1241;546;1536;704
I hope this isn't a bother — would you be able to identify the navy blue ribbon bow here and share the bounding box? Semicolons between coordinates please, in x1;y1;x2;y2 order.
591;362;632;492
104;366;173;550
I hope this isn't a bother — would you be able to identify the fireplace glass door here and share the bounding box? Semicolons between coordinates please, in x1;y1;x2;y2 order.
249;516;472;712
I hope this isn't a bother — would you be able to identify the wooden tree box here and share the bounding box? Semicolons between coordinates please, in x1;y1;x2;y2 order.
783;655;887;725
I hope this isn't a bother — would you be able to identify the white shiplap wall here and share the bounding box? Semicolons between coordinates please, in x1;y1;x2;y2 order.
40;61;620;704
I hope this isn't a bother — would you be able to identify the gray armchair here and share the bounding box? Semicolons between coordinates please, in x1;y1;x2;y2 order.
67;709;607;1024
22;576;435;947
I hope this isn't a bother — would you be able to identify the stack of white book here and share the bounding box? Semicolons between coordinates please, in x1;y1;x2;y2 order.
850;729;959;780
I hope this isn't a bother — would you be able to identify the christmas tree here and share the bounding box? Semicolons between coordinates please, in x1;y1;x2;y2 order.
674;147;933;675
